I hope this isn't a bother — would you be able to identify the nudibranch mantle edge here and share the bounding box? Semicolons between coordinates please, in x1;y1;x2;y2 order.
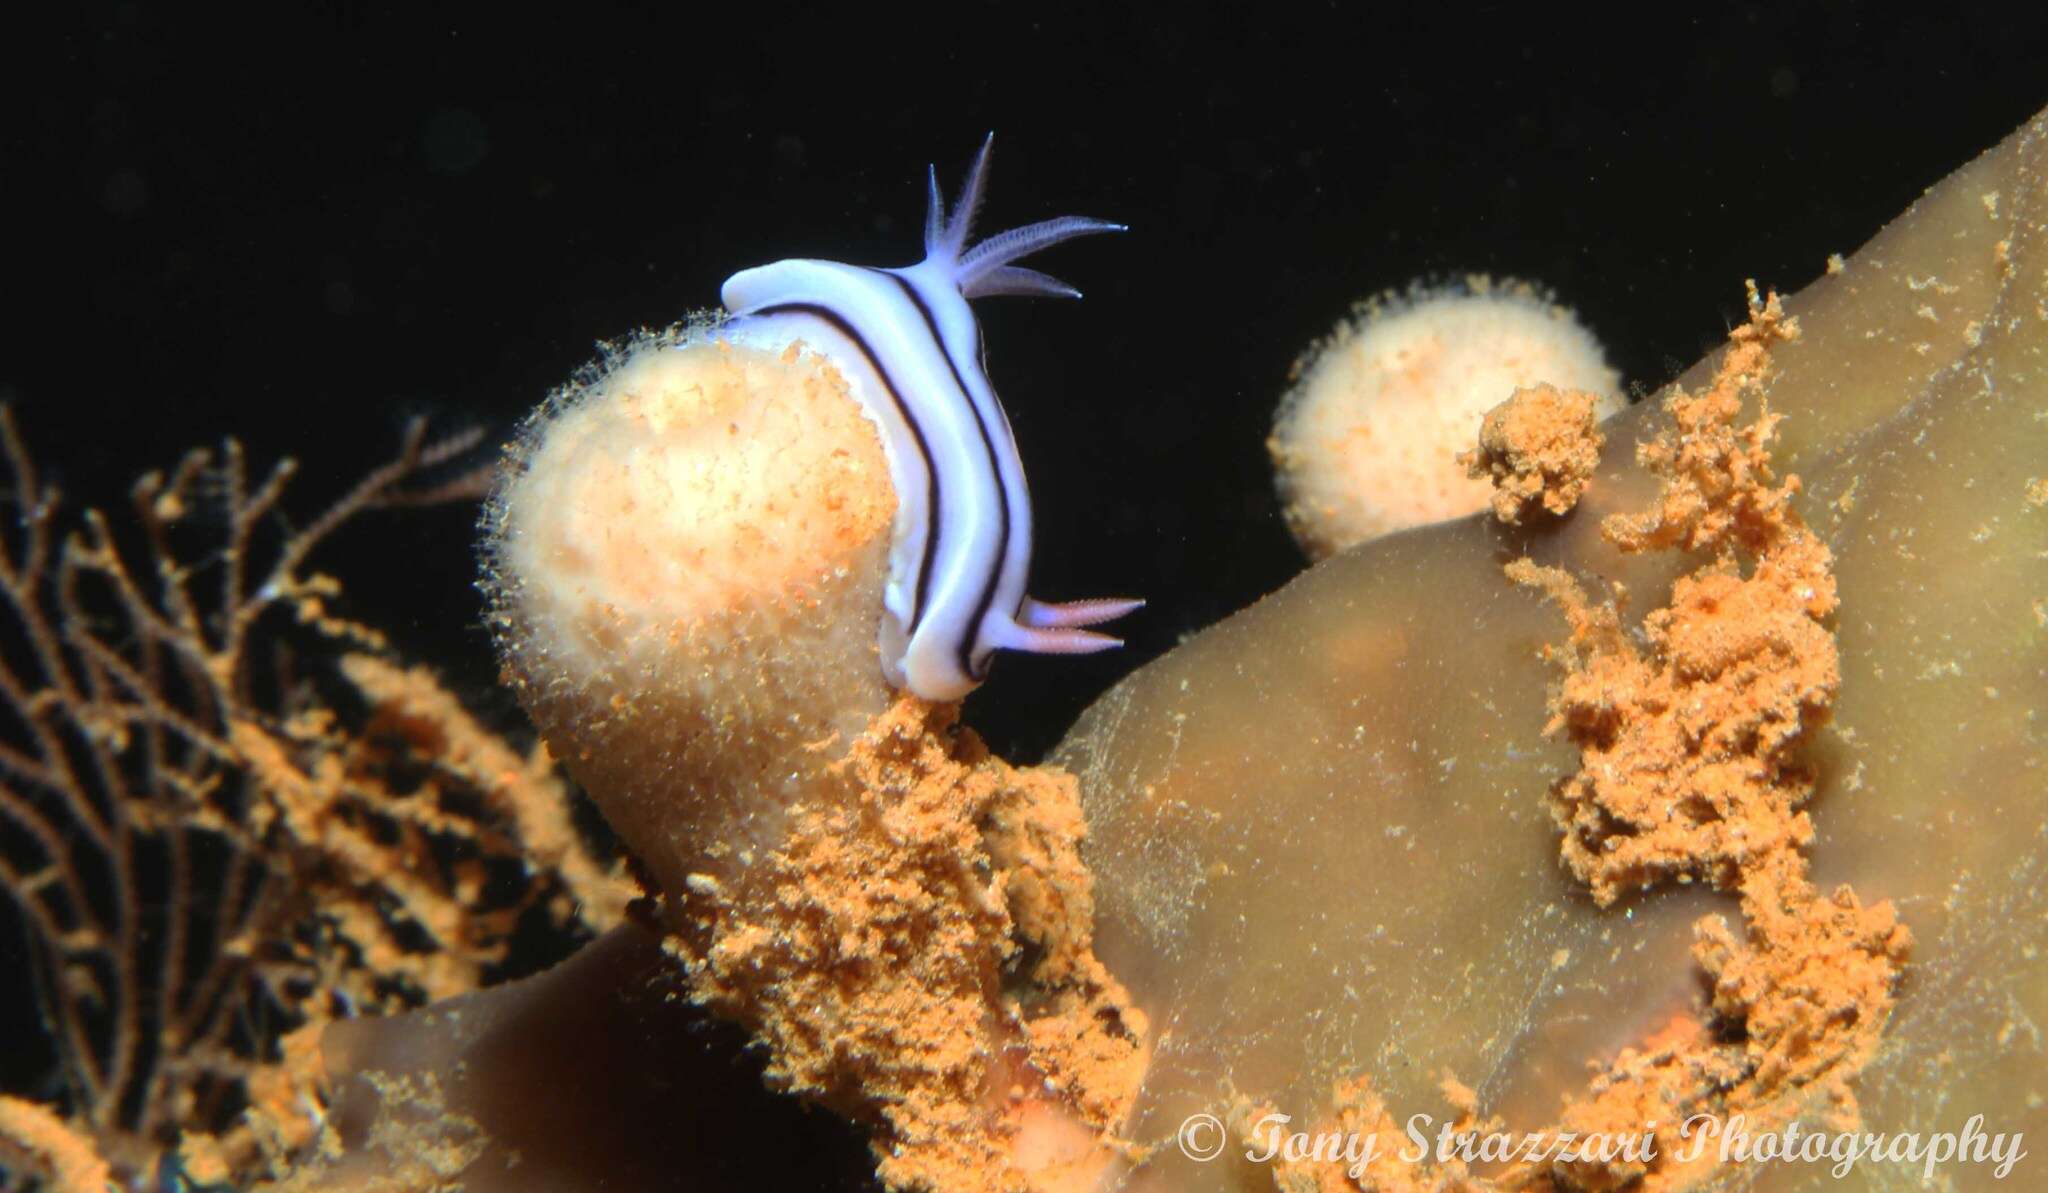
719;135;1139;702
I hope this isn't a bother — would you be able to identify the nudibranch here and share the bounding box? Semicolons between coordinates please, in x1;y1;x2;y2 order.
719;135;1141;702
480;139;1146;919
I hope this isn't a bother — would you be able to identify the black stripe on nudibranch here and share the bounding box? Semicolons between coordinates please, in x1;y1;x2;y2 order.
881;273;1012;680
752;301;942;633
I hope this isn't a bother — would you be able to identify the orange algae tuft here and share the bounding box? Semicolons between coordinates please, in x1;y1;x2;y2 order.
666;697;1145;1193
1459;383;1607;525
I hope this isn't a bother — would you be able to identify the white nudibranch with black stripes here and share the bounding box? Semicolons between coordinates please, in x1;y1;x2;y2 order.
477;136;1143;976
721;135;1140;701
480;139;1140;861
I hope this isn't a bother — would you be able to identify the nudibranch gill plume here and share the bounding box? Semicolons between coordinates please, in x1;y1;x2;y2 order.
720;135;1141;702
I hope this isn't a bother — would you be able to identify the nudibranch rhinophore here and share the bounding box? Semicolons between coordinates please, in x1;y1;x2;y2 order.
721;134;1140;701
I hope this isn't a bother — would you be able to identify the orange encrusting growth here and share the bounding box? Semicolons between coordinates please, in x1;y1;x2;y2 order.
1249;288;1909;1192
1457;383;1607;525
1524;290;1907;1190
1269;278;1623;557
1510;287;1909;1189
668;697;1146;1193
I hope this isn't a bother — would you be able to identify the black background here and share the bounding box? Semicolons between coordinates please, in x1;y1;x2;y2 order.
9;5;2048;757
3;3;2046;1183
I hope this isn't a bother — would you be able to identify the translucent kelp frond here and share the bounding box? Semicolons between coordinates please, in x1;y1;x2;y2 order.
0;409;632;1189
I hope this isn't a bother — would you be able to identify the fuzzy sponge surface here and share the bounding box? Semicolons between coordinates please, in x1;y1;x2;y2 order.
481;328;899;892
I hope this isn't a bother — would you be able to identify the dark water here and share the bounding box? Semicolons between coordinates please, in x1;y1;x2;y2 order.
4;5;2046;1187
13;6;2047;754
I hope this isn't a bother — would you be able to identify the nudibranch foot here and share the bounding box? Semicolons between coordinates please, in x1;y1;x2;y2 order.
720;134;1136;703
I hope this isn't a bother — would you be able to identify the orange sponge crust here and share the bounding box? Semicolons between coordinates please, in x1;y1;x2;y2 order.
1459;383;1607;526
1509;290;1908;1190
1251;290;1909;1193
669;697;1146;1193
